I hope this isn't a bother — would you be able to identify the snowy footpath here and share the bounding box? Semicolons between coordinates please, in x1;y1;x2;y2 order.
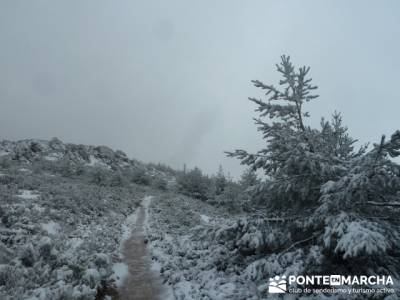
117;196;170;300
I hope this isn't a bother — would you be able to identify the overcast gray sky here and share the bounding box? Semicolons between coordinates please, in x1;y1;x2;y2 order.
0;1;399;177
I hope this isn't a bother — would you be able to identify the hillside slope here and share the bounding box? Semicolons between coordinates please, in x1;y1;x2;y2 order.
0;138;167;299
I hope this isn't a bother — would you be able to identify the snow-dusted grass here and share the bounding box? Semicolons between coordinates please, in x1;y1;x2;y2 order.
17;189;40;200
146;193;262;299
87;155;111;169
120;212;138;243
140;194;175;300
44;153;62;161
41;221;61;235
199;214;211;224
147;194;400;299
0;163;146;299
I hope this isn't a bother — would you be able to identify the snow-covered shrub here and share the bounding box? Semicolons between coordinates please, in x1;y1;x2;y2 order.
147;162;178;176
206;216;285;256
332;220;389;259
131;167;151;185
19;243;36;267
213;181;244;212
153;177;168;190
109;170;129;187
82;268;101;289
0;155;12;169
213;165;227;196
88;166;110;186
310;133;400;274
177;167;211;200
38;236;53;258
239;168;260;189
0;139;154;299
92;253;110;269
0;264;21;289
146;193;331;299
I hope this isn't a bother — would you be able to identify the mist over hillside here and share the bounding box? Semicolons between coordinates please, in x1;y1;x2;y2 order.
1;1;400;299
1;57;399;300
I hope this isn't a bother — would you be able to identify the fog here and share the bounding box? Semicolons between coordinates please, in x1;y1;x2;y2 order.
1;0;399;177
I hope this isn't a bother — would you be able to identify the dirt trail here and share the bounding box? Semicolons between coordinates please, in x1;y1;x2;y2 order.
118;196;165;300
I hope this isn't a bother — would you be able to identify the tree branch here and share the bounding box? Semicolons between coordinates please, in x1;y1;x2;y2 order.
364;201;400;207
278;230;322;258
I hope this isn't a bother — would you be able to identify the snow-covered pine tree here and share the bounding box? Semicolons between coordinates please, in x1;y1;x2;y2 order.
313;131;400;275
214;165;227;196
177;167;210;200
239;168;259;189
226;56;400;288
227;55;358;210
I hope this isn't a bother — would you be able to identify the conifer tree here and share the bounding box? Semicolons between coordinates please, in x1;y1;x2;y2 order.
227;56;400;279
227;55;356;208
239;168;259;189
177;167;209;200
214;165;227;195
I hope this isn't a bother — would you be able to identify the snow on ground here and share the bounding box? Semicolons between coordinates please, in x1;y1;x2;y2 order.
121;211;138;242
200;214;211;224
87;155;111;169
41;221;61;235
147;195;400;300
67;237;84;249
140;195;175;300
17;189;40;200
147;194;377;299
44;152;62;161
32;204;45;212
113;197;143;289
111;263;129;288
0;162;146;299
145;193;259;300
142;195;153;209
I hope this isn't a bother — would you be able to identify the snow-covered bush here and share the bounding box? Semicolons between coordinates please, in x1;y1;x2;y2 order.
88;166;111;186
131;167;152;185
212;181;244;212
0;138;158;299
177;167;211;200
146;193;334;299
0;264;22;290
153;177;168;190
